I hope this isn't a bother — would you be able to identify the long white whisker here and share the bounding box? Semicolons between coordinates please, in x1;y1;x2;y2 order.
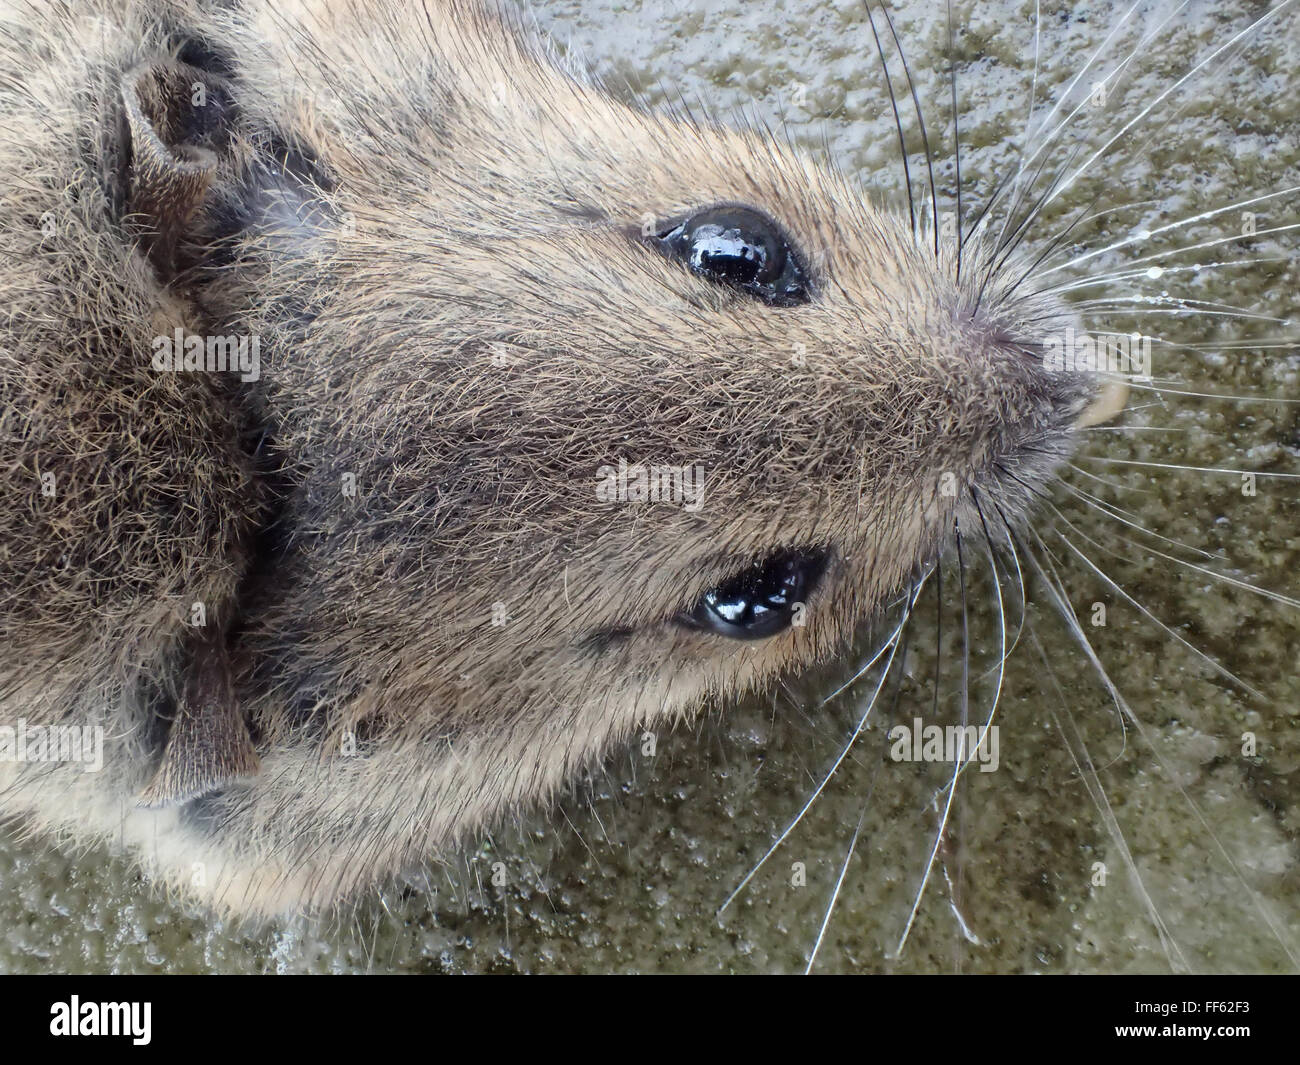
996;0;1193;260
898;518;995;957
1067;461;1154;495
991;0;1042;254
1036;197;1164;253
1069;296;1287;323
1081;425;1183;433
1043;1;1296;211
1018;0;1157;172
1027;550;1299;969
717;579;924;915
1122;379;1300;405
1060;478;1218;561
1026;624;1188;971
1072;515;1300;610
804;805;868;975
1149;337;1300;351
819;572;930;704
1040;185;1300;277
1051;515;1260;696
1047;256;1292;295
1080;456;1300;480
1075;223;1300;278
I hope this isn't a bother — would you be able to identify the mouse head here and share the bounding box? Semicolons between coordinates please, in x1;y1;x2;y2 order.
125;1;1105;785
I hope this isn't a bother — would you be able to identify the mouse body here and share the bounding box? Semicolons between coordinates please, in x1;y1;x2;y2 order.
0;0;1100;916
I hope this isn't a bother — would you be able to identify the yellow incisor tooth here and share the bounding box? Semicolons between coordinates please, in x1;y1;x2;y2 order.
1075;375;1130;428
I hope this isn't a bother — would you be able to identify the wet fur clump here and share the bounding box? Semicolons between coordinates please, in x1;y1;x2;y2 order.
3;0;1105;918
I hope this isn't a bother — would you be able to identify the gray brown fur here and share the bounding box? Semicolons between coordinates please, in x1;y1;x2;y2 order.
0;0;1092;916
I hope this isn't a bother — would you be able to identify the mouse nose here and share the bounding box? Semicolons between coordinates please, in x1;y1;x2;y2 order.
971;305;1131;430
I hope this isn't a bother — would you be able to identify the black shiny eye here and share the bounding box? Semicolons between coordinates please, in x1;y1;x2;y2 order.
652;205;811;306
679;549;827;640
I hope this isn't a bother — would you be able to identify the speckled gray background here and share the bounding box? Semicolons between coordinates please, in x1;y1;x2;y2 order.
1;0;1297;973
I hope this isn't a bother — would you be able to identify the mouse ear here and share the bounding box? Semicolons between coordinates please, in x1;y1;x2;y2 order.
138;626;261;808
120;60;231;277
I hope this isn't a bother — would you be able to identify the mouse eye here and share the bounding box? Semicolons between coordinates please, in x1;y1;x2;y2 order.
679;549;826;640
651;205;811;306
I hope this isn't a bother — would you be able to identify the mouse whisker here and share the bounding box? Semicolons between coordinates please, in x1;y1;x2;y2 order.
1080;456;1300;482
717;579;925;917
897;516;974;956
804;803;870;975
1059;480;1218;562
986;0;1041;260
1122;380;1300;405
1046;256;1294;297
1029;538;1300;968
1051;520;1256;695
1043;2;1294;213
863;2;918;241
1036;185;1300;280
